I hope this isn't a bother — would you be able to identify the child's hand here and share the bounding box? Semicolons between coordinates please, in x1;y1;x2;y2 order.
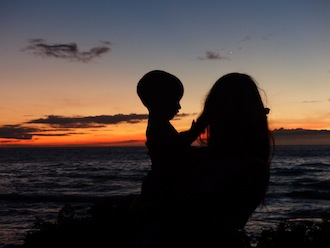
194;112;208;131
188;113;207;137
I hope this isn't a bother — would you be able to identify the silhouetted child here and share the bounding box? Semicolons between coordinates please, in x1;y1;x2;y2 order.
135;70;206;247
137;70;204;203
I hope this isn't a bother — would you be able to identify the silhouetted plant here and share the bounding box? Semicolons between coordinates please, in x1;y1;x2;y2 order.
18;196;330;248
23;196;139;248
255;218;330;248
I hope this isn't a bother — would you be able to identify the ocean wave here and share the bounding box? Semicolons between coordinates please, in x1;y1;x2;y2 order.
292;178;330;190
1;145;329;246
0;193;130;204
286;190;330;200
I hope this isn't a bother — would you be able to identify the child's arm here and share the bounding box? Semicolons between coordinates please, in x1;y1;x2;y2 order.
178;113;207;146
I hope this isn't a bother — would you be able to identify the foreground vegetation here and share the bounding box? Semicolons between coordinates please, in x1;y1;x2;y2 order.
7;195;330;248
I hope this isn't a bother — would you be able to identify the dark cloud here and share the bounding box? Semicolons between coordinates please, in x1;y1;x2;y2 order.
302;100;321;103
27;114;149;128
27;113;192;128
32;132;83;137
1;113;193;141
173;113;192;120
272;128;330;145
0;125;37;140
240;35;251;43
273;128;330;136
0;125;85;140
23;39;111;62
198;51;229;61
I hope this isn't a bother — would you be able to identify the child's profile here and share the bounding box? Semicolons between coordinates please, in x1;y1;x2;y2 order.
137;70;203;201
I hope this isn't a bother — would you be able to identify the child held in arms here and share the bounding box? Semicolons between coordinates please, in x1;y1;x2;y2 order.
137;70;205;203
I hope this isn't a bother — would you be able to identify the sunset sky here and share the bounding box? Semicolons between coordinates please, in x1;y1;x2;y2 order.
1;0;330;146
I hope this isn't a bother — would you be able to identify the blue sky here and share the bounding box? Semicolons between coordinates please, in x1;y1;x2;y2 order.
1;0;330;145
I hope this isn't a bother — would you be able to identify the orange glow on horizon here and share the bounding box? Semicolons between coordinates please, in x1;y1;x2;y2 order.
0;133;146;147
269;120;330;131
1;117;330;147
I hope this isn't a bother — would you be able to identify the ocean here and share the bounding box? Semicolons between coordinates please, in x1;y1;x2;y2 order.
0;145;330;246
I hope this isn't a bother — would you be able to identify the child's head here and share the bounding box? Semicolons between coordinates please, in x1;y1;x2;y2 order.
137;70;184;118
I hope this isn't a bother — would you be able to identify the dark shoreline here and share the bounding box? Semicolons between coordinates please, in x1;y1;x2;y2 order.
3;194;330;248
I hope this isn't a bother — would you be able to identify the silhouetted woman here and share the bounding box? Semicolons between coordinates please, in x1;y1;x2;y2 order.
190;73;272;246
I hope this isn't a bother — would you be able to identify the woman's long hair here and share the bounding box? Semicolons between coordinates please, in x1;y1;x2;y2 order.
201;73;274;207
203;73;272;165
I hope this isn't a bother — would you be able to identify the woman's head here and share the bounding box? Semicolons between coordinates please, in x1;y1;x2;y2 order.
202;73;271;162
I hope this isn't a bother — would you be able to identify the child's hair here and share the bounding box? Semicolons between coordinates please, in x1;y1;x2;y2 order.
137;70;184;109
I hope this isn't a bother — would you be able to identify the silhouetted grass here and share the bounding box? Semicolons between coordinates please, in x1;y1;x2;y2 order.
6;195;330;248
22;195;140;248
255;215;330;248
